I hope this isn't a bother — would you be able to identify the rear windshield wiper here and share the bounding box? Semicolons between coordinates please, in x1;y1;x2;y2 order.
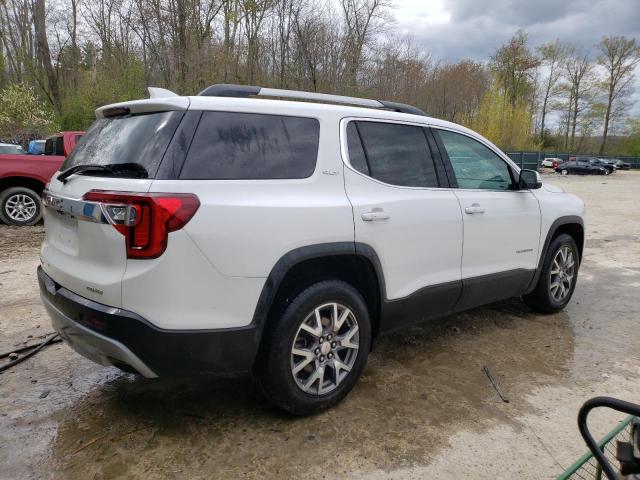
57;164;113;184
57;163;149;184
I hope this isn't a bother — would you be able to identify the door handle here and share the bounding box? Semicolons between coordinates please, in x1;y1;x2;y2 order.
464;203;485;215
361;208;390;221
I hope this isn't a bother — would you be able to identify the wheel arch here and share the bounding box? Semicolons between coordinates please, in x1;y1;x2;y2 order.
0;176;47;196
524;216;584;294
252;242;386;352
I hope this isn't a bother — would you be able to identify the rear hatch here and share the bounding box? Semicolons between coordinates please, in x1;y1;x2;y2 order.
41;98;188;307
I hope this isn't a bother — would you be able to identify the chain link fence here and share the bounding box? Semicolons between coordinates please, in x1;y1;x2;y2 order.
505;151;640;170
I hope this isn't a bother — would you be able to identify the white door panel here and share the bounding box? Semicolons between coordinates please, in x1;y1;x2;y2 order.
345;169;462;300
455;189;540;278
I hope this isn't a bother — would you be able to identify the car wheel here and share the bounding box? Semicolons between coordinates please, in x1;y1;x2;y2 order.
603;169;610;175
524;233;579;314
255;280;371;416
0;187;42;226
561;169;569;175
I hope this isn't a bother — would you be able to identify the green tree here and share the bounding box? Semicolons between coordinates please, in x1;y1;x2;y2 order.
621;118;640;156
490;30;539;108
596;36;640;154
0;83;58;145
463;84;537;151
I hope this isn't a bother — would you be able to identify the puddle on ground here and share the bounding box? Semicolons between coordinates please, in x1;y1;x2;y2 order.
48;298;574;479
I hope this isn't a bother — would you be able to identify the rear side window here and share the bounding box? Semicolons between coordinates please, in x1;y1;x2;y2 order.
347;121;438;188
179;112;319;179
45;136;64;156
62;111;184;178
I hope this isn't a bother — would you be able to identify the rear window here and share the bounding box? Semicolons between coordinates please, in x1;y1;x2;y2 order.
61;111;184;178
45;136;64;156
179;112;319;180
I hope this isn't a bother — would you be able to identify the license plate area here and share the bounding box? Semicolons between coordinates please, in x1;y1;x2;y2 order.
48;210;79;254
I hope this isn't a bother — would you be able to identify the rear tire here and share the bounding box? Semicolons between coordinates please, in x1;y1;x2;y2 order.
0;187;42;226
524;233;579;314
255;280;371;416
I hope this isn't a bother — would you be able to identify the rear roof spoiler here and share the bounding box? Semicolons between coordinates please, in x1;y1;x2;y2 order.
197;84;427;116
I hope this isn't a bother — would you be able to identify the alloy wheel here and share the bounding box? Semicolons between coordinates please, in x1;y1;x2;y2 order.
5;194;37;222
290;302;359;395
549;245;575;302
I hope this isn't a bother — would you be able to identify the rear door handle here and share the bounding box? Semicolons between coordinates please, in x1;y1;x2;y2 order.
464;203;485;215
361;208;390;222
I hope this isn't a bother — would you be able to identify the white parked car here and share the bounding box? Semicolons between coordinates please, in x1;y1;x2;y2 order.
541;157;561;168
0;143;25;154
38;85;585;415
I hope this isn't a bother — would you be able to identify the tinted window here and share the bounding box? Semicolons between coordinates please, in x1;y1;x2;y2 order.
352;121;438;188
45;136;64;156
180;112;319;179
346;122;369;175
437;129;513;190
62;111;184;178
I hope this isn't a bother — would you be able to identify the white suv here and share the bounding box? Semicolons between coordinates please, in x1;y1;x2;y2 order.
38;85;585;415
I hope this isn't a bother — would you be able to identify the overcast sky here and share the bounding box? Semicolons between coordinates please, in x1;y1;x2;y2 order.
391;0;640;116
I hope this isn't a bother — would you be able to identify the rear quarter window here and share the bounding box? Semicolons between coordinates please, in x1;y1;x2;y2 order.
179;112;319;180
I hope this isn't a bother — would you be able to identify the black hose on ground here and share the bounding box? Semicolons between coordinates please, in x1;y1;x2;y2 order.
0;334;62;359
0;333;61;373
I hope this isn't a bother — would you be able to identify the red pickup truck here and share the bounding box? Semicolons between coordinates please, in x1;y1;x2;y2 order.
0;131;83;226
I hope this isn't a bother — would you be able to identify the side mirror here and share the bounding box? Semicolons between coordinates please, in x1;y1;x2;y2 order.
519;169;542;190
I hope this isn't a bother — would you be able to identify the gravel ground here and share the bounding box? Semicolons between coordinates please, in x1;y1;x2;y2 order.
0;172;639;479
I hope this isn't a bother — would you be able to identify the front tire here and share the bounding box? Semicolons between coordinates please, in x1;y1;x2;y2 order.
0;187;42;226
561;169;569;175
255;280;371;416
524;233;579;313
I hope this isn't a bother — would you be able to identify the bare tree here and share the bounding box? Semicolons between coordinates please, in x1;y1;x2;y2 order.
563;49;593;150
339;0;390;92
33;0;61;112
537;40;568;142
596;36;640;154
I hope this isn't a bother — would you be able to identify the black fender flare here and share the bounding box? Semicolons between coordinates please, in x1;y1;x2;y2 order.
524;215;584;294
250;241;387;336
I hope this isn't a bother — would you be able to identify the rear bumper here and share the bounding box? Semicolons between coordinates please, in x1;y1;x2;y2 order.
38;266;260;376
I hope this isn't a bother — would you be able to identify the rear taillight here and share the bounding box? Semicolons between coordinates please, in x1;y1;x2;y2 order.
82;190;200;259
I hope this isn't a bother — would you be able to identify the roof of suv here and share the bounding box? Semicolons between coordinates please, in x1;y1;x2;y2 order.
94;84;506;157
97;88;474;134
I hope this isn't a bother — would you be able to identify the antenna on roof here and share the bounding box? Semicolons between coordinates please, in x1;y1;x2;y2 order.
197;84;427;116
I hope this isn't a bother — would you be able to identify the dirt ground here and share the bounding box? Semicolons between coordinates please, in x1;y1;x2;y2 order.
0;172;639;479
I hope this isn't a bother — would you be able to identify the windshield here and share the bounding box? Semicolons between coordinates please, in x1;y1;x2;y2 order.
62;111;184;178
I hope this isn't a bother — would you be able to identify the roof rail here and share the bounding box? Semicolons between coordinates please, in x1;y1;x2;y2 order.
197;84;427;116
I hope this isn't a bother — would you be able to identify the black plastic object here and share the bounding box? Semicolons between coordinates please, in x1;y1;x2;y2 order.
198;84;261;97
616;419;640;475
578;396;640;480
378;100;427;116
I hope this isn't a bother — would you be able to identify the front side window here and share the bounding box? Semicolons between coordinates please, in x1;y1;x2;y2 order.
436;129;513;191
180;112;319;180
346;120;438;188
